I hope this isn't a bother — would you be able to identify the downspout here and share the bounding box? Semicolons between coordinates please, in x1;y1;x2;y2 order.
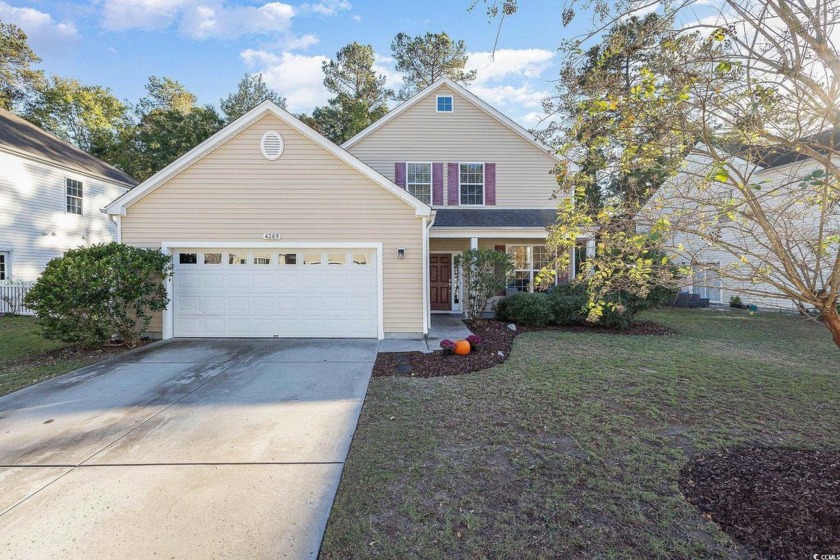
423;210;437;335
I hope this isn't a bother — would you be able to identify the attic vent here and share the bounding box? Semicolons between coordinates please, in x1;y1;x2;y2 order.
260;130;284;160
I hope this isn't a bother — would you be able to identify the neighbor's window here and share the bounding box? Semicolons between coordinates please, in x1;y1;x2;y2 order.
179;253;197;264
506;245;558;293
229;252;247;265
278;253;297;265
253;252;271;265
407;163;432;204
204;253;222;264
66;178;83;215
436;95;453;112
459;163;484;205
0;253;6;280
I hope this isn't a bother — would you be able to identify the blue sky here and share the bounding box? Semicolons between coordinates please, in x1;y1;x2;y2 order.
0;0;589;127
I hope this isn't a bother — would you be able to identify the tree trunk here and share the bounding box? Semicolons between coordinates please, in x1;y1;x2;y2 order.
821;304;840;350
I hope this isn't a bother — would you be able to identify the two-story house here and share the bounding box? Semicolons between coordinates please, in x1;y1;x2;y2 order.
104;79;570;340
0;108;136;281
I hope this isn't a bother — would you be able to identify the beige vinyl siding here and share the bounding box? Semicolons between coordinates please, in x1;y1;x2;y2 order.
120;113;424;335
347;85;561;209
0;150;127;281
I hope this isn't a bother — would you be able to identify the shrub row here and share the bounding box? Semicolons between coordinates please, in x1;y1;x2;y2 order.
495;282;674;330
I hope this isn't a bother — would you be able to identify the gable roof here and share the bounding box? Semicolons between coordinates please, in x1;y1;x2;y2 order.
0;107;136;187
341;77;564;163
105;101;431;217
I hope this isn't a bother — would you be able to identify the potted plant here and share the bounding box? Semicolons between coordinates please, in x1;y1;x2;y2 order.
440;339;455;356
730;295;743;309
466;334;482;351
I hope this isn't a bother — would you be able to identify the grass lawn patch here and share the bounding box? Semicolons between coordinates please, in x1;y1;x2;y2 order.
321;308;840;559
0;315;140;397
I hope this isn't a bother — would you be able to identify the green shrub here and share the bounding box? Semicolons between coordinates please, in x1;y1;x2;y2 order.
454;249;514;321
547;283;588;325
495;292;554;327
24;243;172;346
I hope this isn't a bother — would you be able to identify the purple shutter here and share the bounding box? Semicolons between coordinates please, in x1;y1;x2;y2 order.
485;163;496;205
447;163;459;205
432;163;443;205
395;162;406;189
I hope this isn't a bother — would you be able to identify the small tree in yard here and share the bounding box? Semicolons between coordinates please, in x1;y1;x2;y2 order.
25;243;172;346
455;249;514;321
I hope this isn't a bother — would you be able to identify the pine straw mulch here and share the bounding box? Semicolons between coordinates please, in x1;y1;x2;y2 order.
679;446;840;559
373;319;673;378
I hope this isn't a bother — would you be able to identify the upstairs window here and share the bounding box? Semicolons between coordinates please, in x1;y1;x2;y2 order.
459;163;484;205
406;163;432;204
66;178;83;215
436;95;453;112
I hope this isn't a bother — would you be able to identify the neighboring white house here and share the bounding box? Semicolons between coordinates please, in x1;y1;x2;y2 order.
651;139;837;311
0;108;136;281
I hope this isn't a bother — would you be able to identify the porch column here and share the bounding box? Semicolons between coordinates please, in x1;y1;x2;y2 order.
470;237;478;250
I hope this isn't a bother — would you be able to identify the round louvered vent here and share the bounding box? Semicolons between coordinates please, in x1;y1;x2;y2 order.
260;130;284;160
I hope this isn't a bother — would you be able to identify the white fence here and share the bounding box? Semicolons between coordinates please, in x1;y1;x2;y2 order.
0;280;36;316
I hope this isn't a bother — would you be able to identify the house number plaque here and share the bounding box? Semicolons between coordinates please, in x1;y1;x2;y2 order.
262;233;281;240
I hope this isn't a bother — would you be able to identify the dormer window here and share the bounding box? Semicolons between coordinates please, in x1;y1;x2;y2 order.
436;96;453;112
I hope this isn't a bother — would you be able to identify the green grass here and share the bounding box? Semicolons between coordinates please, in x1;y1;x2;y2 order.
321;308;840;559
0;316;102;396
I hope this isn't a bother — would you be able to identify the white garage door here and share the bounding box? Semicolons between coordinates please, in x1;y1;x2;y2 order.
172;248;378;338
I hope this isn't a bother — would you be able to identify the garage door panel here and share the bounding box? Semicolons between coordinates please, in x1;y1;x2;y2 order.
173;248;378;338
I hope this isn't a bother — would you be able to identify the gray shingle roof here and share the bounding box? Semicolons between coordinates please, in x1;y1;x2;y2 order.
0;108;137;186
432;208;557;228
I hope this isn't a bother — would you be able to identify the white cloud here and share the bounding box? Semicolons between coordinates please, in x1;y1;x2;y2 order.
298;0;352;16
351;14;362;22
179;2;294;39
467;48;555;86
101;0;194;31
470;84;551;110
242;50;330;112
0;1;77;52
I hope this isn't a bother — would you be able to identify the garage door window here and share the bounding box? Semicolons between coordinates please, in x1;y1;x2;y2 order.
204;253;222;264
303;252;321;265
328;253;346;265
229;252;247;265
253;252;271;265
179;253;197;264
352;253;369;265
278;253;297;265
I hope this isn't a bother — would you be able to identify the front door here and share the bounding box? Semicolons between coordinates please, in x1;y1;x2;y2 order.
430;253;452;311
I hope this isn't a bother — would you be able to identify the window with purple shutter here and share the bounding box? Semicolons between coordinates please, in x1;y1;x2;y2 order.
485;163;496;205
447;163;458;205
432;163;444;205
395;162;407;189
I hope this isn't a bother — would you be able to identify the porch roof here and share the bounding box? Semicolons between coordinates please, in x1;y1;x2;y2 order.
432;209;557;228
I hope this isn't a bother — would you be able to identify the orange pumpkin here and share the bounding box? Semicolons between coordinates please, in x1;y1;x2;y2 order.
454;339;471;355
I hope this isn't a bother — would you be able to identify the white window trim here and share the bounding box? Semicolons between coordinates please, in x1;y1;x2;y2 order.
507;244;559;293
161;242;385;340
406;162;433;205
458;162;485;207
65;177;83;216
436;95;454;113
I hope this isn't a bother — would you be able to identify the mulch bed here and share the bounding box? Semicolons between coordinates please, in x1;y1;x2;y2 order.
373;319;673;378
679;446;840;559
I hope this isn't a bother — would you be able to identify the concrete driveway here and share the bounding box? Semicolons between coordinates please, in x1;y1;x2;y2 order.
0;338;376;559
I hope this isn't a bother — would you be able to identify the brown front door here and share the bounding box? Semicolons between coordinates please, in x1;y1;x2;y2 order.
430;253;452;311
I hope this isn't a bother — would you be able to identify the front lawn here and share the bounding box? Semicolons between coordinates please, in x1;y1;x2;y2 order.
321;308;840;559
0;315;132;397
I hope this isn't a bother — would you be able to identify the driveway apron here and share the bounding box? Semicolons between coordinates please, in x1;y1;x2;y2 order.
0;338;376;559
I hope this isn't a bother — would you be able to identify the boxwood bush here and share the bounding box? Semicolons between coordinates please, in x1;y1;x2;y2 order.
546;283;589;325
495;292;554;327
24;243;172;346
